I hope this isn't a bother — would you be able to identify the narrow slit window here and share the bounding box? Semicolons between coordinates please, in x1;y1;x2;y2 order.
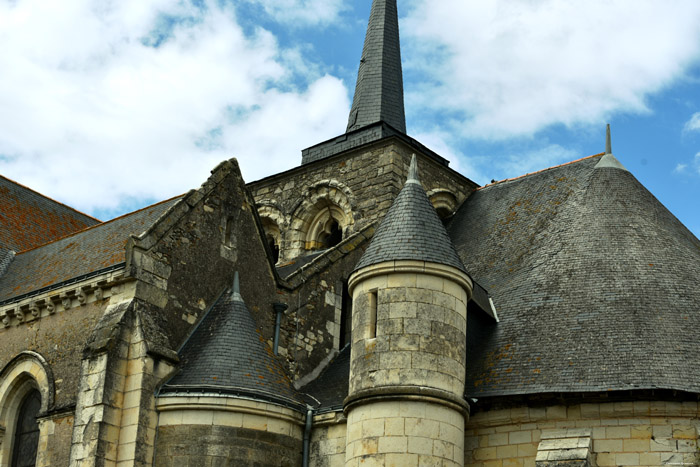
368;290;377;339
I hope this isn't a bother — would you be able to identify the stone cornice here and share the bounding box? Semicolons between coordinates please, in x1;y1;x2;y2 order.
0;268;133;330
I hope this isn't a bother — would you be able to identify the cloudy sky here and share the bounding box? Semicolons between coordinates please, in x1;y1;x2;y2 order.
1;0;700;238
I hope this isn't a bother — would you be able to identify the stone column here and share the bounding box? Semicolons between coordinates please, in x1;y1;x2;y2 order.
344;260;472;467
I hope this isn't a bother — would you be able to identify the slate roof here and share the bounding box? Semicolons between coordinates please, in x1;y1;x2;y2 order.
347;0;405;134
161;277;304;409
0;196;181;302
0;174;100;252
354;155;466;272
449;154;700;397
300;345;350;412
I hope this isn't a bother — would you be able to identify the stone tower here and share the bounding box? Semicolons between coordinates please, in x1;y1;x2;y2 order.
344;155;473;466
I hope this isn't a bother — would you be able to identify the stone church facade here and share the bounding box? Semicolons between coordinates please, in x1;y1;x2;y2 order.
1;1;700;466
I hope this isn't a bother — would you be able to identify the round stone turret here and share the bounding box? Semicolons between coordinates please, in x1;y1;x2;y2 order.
344;155;473;467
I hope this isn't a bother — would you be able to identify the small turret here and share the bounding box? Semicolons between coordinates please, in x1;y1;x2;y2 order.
344;155;472;466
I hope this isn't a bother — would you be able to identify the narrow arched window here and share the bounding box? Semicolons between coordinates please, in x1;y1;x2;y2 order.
11;389;40;467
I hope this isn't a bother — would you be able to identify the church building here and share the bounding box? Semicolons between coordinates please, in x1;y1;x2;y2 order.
1;0;700;466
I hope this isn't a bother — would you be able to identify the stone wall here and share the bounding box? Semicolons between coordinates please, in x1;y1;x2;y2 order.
347;262;471;397
465;400;700;467
37;411;73;467
155;396;304;467
248;137;477;263
309;413;346;467
274;228;371;383
345;400;465;467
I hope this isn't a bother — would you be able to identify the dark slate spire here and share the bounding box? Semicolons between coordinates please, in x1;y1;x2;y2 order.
606;123;612;155
161;273;303;408
346;0;406;133
354;155;466;272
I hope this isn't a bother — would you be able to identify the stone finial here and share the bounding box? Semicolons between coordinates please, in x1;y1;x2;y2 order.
232;271;243;302
606;123;612;155
407;154;420;185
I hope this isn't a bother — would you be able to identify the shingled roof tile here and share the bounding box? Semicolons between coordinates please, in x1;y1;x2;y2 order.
0;196;181;302
0;174;100;252
354;155;466;272
450;154;700;397
161;273;304;409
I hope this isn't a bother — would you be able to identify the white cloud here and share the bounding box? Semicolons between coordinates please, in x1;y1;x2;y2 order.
0;0;349;216
684;112;700;133
403;0;700;140
674;163;688;174
240;0;346;27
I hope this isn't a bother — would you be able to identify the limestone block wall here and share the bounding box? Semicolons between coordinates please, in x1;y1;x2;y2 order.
309;413;347;467
36;411;73;467
348;263;470;396
464;400;700;467
345;400;465;467
155;396;304;466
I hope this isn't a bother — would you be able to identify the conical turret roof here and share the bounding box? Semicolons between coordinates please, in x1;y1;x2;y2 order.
346;0;406;133
354;155;466;272
161;273;303;408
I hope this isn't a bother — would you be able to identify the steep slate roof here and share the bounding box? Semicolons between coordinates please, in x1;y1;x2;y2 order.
346;0;405;133
300;345;350;412
355;155;466;272
0;196;181;302
0;174;100;252
161;274;304;409
449;154;700;398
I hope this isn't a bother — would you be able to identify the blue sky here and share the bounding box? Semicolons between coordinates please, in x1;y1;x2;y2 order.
1;0;699;238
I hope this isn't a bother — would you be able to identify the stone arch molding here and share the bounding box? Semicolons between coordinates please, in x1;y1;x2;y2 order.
0;351;55;463
257;203;286;263
288;180;356;258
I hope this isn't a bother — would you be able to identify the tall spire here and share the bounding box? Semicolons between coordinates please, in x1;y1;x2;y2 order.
346;0;406;134
606;123;612;154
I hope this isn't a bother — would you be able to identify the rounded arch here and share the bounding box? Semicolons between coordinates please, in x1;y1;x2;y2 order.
257;203;287;263
0;352;54;465
426;189;458;221
288;181;356;257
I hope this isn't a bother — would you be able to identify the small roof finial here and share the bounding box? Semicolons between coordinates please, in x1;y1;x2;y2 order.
606;123;612;155
232;271;243;301
407;154;420;185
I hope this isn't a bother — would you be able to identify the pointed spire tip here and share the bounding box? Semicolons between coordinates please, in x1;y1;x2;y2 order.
232;271;243;301
407;154;420;184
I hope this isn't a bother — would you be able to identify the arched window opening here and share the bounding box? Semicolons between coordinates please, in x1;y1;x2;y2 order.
436;206;453;225
11;389;40;467
318;219;343;249
224;216;235;247
266;233;280;263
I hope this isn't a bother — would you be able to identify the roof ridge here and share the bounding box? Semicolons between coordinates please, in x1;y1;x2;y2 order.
15;194;184;255
477;153;605;191
0;173;101;223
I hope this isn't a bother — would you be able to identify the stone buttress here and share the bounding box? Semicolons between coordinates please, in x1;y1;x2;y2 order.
344;155;473;467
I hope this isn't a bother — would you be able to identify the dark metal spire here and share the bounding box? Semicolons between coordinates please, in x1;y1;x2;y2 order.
606;124;612;154
346;0;406;133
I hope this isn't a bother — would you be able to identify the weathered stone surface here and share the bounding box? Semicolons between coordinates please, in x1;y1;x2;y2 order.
155;425;302;467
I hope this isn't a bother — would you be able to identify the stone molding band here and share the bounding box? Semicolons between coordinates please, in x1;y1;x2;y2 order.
343;385;471;417
348;260;473;298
